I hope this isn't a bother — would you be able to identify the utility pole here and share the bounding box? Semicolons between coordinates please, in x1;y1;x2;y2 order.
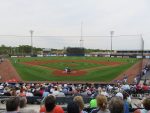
30;30;34;56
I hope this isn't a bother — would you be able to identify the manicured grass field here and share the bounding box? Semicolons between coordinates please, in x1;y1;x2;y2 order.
10;56;139;82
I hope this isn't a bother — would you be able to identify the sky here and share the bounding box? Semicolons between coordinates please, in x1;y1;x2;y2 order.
0;0;149;50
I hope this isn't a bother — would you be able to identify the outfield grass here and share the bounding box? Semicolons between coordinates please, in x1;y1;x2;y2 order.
41;62;104;70
10;56;139;82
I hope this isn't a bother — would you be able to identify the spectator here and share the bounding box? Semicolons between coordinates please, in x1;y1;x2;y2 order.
52;86;59;96
34;89;42;97
116;91;130;113
3;87;11;96
57;90;65;97
5;97;20;113
19;88;26;97
26;89;34;97
116;92;123;99
90;98;97;108
40;95;64;113
91;95;110;113
121;83;130;91
134;97;150;113
73;96;87;113
0;84;4;94
101;88;109;97
122;92;130;113
67;101;80;113
11;88;17;96
19;97;37;113
109;97;124;113
39;87;44;96
42;88;50;98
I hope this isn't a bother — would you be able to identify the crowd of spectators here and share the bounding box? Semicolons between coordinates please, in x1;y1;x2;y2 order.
1;91;150;113
0;81;150;113
0;81;150;98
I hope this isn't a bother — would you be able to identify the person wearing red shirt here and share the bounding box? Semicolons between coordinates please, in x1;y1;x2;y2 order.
40;95;64;113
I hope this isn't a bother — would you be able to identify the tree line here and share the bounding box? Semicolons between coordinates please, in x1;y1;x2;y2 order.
0;45;42;56
0;45;111;56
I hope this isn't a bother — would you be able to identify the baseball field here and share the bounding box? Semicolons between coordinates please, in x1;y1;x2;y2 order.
9;56;140;82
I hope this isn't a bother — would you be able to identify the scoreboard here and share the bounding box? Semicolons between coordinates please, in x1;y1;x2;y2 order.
66;47;85;56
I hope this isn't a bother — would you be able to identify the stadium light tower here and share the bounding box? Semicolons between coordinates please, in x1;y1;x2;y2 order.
110;31;114;54
140;34;146;83
140;34;144;58
30;30;34;55
80;21;84;48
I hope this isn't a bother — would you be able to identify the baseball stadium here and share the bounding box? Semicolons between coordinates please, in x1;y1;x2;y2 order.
1;1;150;113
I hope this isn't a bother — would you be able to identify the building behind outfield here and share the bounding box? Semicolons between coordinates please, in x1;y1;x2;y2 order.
115;50;150;58
90;50;150;58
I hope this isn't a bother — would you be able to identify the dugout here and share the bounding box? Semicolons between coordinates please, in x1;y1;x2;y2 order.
66;47;85;56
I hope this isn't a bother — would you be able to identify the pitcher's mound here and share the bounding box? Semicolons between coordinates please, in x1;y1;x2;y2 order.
53;70;87;76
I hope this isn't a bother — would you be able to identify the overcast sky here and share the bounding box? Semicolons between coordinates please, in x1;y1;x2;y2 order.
0;0;149;50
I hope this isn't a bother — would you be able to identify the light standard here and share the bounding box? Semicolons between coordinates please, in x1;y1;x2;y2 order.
141;35;144;58
110;31;114;55
30;30;34;56
80;21;83;48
